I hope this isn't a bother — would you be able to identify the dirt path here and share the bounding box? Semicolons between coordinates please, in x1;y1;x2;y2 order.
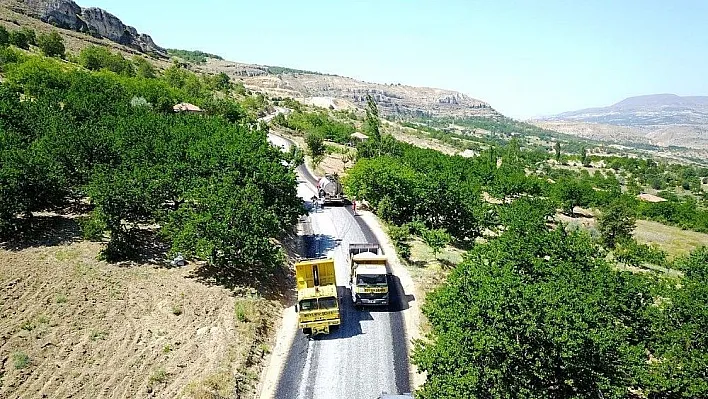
0;238;281;398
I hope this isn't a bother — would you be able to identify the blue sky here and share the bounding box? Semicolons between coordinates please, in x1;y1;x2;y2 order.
77;0;708;118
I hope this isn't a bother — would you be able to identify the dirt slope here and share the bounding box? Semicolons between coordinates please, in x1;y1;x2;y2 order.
0;220;283;399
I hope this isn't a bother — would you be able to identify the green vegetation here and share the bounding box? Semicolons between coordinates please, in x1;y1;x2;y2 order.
347;99;708;398
0;48;301;285
167;49;223;64
275;109;355;144
0;25;9;47
78;45;136;76
36;31;64;58
267;66;323;75
12;352;30;369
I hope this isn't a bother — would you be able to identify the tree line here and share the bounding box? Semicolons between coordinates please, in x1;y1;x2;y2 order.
0;47;303;283
341;103;707;397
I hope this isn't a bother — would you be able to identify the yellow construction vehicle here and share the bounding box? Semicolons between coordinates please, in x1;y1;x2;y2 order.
295;258;341;335
349;244;390;309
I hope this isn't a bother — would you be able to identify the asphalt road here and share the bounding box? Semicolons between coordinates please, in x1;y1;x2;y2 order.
267;133;410;399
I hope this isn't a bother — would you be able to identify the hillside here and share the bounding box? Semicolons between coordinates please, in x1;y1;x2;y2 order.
534;94;708;149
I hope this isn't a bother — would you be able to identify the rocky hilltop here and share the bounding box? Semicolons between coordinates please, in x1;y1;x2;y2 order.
5;0;165;55
534;94;708;149
199;59;497;119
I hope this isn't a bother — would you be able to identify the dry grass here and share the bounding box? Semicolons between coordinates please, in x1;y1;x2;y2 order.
0;219;283;399
634;219;708;258
402;237;465;334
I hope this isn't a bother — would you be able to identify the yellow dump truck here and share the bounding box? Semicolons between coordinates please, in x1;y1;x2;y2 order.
349;244;390;308
295;258;341;335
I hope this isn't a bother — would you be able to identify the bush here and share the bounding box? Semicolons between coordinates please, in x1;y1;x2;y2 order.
37;31;65;58
9;29;30;49
0;25;9;47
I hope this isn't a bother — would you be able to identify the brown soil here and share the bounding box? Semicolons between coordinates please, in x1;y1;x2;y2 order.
0;219;284;399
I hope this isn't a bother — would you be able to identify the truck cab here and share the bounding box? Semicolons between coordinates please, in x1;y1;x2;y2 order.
349;244;390;308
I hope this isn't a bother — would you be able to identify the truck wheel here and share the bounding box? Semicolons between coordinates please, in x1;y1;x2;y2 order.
302;328;312;336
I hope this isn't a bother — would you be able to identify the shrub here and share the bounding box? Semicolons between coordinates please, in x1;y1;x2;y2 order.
9;29;30;49
37;31;65;58
0;25;9;47
12;351;30;369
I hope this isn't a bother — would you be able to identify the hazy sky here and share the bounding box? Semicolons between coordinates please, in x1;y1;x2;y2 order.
77;0;708;118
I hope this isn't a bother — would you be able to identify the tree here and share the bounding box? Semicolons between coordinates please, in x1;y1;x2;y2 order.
9;30;30;49
554;141;561;162
133;56;156;78
305;131;325;158
20;28;36;46
581;146;591;167
0;26;9;47
598;198;636;248
422;228;451;258
213;72;232;91
413;228;653;399
364;94;381;142
37;31;65;58
554;178;594;216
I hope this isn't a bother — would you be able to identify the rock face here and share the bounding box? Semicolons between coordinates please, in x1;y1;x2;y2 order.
14;0;166;55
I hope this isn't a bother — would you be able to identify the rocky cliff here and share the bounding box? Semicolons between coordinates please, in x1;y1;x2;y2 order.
9;0;165;55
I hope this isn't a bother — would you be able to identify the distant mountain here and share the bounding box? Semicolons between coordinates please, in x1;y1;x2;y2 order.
534;94;708;149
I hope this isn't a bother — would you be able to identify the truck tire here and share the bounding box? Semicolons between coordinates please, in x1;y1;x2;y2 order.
302;328;312;336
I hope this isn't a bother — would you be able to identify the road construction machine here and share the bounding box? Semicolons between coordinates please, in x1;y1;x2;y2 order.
317;174;345;204
295;258;341;335
349;243;390;308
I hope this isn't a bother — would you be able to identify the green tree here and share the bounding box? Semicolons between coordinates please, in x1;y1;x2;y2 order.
132;56;156;78
36;31;65;58
9;30;30;49
363;94;381;142
0;25;9;47
413;228;652;399
305;131;325;158
19;28;36;46
598;198;637;248
580;146;591;167
554;141;561;162
422;228;451;258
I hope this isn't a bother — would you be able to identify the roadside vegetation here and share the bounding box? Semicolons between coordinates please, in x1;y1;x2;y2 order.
342;99;708;398
0;35;303;284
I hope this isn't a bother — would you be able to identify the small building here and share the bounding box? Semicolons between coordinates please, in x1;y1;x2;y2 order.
350;132;369;143
638;193;668;203
173;102;203;113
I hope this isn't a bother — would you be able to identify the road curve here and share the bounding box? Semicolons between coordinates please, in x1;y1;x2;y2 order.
267;133;410;399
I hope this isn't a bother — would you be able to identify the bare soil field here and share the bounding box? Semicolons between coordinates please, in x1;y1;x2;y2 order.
0;218;285;399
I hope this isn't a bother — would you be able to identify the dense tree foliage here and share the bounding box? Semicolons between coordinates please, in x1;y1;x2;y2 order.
414;204;654;398
599;197;637;248
276;109;355;144
36;31;64;58
0;51;301;283
167;48;223;64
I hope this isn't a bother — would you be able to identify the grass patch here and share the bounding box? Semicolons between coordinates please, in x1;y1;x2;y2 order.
12;351;30;369
90;330;108;341
634;219;708;258
235;301;254;323
19;320;34;331
185;371;233;398
55;248;81;262
171;304;183;316
56;294;68;304
149;367;168;385
162;344;173;354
